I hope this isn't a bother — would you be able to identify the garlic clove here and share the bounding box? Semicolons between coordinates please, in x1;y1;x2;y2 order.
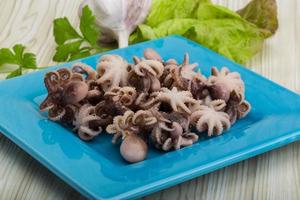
80;0;152;48
120;135;148;163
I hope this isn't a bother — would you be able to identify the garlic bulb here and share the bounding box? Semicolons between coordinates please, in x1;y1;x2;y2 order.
80;0;152;48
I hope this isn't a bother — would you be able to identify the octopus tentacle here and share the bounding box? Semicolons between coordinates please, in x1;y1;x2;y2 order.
72;62;97;81
192;105;230;136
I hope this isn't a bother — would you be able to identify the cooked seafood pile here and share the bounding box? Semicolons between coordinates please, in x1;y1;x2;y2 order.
39;48;251;163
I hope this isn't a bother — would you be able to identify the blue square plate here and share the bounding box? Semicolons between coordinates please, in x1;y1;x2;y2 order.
1;36;300;200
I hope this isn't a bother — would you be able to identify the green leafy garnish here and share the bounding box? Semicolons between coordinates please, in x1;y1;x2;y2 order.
53;5;100;62
146;0;211;27
79;6;99;45
130;0;278;64
237;0;278;37
0;44;37;79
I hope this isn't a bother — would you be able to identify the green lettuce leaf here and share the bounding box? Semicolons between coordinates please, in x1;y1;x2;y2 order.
130;0;278;64
184;19;264;63
237;0;278;37
146;0;211;27
131;18;264;64
195;4;241;20
129;24;157;44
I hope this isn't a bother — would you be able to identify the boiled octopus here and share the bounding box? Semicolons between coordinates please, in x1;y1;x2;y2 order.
40;48;251;163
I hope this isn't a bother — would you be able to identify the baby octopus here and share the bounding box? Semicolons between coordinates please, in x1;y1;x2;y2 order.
152;87;197;114
191;103;231;136
106;111;147;163
171;53;199;89
96;54;130;91
225;90;251;124
161;53;208;99
208;67;245;102
40;68;88;121
73;104;103;140
72;62;97;81
128;56;164;93
71;63;103;105
151;111;199;151
106;111;137;143
104;86;137;108
40;48;251;163
173;54;208;99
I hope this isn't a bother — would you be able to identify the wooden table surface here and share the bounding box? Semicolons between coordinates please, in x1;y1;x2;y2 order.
0;0;299;199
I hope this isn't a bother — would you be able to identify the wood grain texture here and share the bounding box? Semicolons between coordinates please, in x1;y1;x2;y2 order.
0;0;299;199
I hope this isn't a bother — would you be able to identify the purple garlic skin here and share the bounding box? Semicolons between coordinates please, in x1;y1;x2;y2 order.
120;135;148;163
